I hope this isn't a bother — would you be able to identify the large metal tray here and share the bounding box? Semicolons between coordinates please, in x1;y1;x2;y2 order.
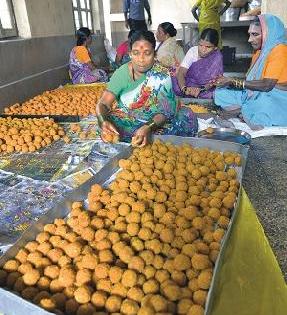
0;114;80;122
198;127;251;145
0;136;249;315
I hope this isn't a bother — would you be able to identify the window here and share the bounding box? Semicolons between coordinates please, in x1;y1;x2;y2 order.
0;0;17;39
73;0;93;31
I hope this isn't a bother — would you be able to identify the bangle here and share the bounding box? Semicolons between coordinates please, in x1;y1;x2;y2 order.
181;86;187;94
232;79;244;89
147;121;157;131
97;114;106;128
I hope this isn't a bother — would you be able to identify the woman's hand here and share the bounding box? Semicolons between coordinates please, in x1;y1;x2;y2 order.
131;125;151;147
185;87;201;97
101;121;119;143
213;76;233;88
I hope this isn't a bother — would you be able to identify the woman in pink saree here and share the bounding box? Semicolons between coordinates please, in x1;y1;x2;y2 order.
172;28;223;99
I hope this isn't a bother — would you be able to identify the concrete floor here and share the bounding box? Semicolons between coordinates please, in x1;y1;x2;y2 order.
242;136;287;281
216;59;286;281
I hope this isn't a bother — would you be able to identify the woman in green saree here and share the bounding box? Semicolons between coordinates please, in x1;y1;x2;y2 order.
96;30;198;147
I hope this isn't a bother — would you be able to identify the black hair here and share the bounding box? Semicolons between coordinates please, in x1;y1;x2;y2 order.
200;28;219;47
250;16;261;27
159;22;177;37
129;30;156;50
76;27;91;46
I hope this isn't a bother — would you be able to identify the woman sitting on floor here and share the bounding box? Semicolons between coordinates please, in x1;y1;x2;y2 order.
115;30;135;67
69;27;108;84
155;22;185;70
214;14;287;127
172;28;223;99
96;30;198;146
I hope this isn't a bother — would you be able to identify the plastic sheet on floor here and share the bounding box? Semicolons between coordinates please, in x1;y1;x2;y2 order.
210;189;287;315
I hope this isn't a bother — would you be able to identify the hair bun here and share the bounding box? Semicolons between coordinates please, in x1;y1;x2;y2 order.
160;22;177;37
169;26;177;37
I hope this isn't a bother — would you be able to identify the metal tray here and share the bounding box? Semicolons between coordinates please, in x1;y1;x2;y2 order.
0;136;249;315
0;114;80;123
198;127;251;145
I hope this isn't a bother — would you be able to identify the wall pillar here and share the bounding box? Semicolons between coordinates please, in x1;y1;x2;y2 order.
261;0;287;24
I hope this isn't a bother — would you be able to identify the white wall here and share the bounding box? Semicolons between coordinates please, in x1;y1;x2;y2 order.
149;0;195;29
105;0;196;46
261;0;287;25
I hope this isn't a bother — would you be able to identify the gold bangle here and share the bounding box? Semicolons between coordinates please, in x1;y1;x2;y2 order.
233;79;244;89
181;86;187;94
147;121;157;131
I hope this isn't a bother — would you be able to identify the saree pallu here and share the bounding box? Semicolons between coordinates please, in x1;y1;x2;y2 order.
69;48;108;84
107;63;198;142
172;48;223;99
215;87;287;127
156;37;185;69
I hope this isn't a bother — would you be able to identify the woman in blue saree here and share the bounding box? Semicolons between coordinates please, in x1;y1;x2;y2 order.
214;14;287;127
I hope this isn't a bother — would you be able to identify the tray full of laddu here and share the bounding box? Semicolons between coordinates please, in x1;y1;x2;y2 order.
0;135;248;315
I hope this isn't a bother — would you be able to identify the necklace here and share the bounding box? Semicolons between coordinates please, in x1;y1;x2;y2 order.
132;65;135;81
131;63;153;81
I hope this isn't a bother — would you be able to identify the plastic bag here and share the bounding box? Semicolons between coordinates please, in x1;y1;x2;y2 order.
104;38;117;63
249;0;261;10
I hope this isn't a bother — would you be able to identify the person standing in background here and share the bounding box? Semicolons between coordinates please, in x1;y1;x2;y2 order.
191;0;231;48
123;0;152;31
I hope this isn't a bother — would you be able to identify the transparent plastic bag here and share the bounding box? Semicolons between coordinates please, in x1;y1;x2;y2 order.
249;0;261;10
104;38;117;62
